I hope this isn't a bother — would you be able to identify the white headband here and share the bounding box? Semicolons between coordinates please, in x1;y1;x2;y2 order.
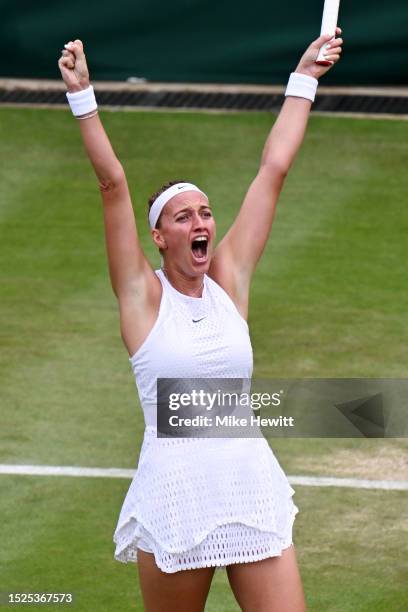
149;182;207;229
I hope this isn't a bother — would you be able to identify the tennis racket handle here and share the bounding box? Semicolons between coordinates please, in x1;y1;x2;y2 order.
316;0;341;65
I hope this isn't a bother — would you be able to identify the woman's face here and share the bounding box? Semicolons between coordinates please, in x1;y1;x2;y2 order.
152;191;216;277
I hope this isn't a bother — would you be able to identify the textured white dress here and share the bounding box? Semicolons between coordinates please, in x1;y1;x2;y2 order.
113;269;298;573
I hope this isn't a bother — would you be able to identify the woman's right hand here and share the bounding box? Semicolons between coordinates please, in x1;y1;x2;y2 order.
58;39;90;93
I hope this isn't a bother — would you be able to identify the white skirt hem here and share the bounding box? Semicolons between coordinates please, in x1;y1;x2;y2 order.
113;504;299;573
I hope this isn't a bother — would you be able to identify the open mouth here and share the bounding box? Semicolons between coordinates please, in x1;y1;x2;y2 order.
191;236;208;262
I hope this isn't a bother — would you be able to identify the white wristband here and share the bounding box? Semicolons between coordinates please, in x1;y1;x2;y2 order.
285;72;318;103
66;85;97;117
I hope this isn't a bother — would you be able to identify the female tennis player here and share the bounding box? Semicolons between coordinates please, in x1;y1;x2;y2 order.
59;29;342;612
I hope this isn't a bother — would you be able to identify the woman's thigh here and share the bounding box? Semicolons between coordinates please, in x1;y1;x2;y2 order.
226;544;306;612
137;549;216;612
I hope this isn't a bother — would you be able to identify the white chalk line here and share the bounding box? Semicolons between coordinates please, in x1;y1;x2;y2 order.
0;464;406;490
287;475;407;491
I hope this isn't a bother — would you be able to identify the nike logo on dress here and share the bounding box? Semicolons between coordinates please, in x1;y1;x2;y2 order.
192;317;206;323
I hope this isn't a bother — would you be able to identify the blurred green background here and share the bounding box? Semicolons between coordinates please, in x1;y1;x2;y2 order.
0;0;407;84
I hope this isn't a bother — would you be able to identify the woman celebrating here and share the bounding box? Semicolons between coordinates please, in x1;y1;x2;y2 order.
59;30;342;612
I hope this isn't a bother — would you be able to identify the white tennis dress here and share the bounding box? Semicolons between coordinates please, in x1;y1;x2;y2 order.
113;269;298;573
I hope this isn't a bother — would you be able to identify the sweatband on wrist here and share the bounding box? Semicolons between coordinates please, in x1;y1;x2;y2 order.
285;72;318;103
66;85;97;117
149;183;208;229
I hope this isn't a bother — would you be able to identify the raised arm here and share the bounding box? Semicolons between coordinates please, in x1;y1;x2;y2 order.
58;41;161;354
210;29;343;317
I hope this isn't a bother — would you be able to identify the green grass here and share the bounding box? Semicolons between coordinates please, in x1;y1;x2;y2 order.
0;107;407;610
0;477;406;611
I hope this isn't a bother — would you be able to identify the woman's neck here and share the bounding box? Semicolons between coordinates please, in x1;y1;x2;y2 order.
161;266;204;298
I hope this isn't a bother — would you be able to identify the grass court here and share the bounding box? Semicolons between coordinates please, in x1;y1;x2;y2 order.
0;107;407;610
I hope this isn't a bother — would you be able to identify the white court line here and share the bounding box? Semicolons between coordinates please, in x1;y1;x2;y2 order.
287;475;408;491
0;464;135;479
0;464;407;490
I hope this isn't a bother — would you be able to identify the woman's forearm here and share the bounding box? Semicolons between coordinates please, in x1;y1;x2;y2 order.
259;29;344;174
78;114;124;187
260;96;312;172
58;40;124;188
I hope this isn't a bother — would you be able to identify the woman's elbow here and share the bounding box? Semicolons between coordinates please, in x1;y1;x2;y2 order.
98;164;126;193
259;160;289;181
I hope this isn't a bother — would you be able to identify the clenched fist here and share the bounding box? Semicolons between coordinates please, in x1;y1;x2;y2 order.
58;39;90;92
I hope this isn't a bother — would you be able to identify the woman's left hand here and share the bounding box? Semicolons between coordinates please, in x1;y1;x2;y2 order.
295;27;343;80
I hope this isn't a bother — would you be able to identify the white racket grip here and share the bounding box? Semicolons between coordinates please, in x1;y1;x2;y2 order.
316;0;341;65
